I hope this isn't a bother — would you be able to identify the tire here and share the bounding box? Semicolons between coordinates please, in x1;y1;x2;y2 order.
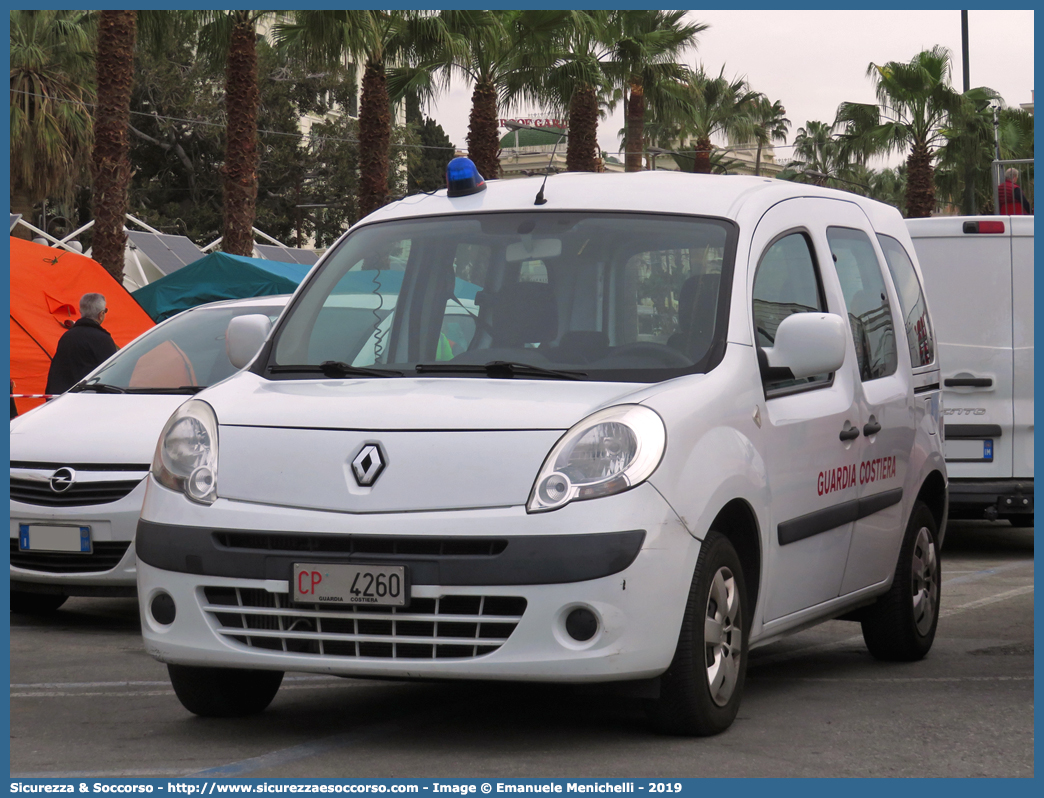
861;501;940;661
649;531;748;736
168;664;284;717
10;590;67;614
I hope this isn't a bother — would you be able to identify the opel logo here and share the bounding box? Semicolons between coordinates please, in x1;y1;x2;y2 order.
50;467;76;493
351;444;386;487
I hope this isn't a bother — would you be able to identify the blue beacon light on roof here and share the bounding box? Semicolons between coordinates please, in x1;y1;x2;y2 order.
446;157;486;198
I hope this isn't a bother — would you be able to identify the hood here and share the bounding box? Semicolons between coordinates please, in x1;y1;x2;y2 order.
203;372;652;513
10;392;190;466
200;371;647;431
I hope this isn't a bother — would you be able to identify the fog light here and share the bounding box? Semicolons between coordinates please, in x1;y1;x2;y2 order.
539;472;570;504
151;592;176;625
565;607;598;641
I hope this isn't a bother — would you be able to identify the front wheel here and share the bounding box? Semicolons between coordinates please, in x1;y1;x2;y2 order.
649;531;748;736
861;501;941;661
168;664;284;717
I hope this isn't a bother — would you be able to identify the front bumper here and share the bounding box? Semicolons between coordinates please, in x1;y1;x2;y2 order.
9;478;146;591
138;481;701;682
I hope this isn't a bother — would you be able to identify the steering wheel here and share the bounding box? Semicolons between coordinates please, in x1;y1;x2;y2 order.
603;342;692;367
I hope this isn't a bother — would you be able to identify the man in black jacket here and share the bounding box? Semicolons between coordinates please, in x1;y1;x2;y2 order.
45;293;118;395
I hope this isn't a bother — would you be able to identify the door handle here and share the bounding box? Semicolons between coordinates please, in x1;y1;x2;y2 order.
863;420;882;436
839;425;860;442
944;377;993;388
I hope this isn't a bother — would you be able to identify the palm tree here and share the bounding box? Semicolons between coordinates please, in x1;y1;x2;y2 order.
9;10;94;239
91;10;136;280
682;65;759;174
747;95;790;176
835;46;997;218
608;10;706;173
279;11;462;216
503;11;609;173
937;104;1033;214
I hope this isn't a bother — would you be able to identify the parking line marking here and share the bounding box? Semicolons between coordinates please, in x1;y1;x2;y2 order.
751;583;1034;668
943;561;1031;585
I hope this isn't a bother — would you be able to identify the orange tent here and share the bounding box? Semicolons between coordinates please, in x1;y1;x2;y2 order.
10;238;155;414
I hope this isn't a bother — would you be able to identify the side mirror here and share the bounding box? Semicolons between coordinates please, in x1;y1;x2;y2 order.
762;312;846;379
226;314;273;369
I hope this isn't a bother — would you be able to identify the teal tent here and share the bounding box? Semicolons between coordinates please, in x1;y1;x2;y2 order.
132;252;312;322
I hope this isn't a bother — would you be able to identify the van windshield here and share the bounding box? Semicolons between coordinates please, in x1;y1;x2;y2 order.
269;212;737;383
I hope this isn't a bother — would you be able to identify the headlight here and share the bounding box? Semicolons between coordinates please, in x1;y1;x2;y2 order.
152;399;219;505
527;405;666;513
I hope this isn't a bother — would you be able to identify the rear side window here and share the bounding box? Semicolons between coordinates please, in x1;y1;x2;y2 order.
877;234;935;368
826;227;898;381
753;232;830;392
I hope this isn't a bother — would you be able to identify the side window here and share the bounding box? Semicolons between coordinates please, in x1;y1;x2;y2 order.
753;232;831;392
877;234;935;368
826;228;898;381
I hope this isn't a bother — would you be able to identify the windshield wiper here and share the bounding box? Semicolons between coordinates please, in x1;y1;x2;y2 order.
268;362;403;378
415;361;587;380
69;382;126;394
122;386;206;395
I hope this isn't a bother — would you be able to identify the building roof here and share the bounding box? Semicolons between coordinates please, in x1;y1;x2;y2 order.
499;127;568;148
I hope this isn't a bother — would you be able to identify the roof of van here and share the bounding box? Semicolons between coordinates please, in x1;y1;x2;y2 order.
362;171;902;229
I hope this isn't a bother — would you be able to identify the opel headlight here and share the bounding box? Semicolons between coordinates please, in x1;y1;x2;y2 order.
152;399;219;505
527;405;666;513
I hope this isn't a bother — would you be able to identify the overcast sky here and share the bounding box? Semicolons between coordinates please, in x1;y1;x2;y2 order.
424;9;1035;168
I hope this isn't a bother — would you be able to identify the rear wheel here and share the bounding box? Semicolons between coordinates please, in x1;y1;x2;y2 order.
650;531;748;736
168;664;284;717
10;590;67;614
861;501;940;661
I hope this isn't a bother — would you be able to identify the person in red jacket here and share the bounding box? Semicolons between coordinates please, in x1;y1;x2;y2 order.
998;168;1033;215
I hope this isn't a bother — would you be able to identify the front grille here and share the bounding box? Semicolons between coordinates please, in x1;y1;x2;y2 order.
10;477;143;507
215;532;508;557
10;539;132;573
202;586;527;659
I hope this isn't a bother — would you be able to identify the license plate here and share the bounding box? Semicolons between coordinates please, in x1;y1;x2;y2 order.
293;563;408;607
18;524;92;553
945;438;994;462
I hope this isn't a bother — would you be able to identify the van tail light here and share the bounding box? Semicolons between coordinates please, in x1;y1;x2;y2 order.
962;221;1006;234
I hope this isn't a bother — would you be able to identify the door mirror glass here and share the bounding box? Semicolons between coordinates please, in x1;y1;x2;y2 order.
763;312;847;379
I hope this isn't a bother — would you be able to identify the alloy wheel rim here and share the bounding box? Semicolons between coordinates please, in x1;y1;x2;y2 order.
911;526;939;636
704;566;742;707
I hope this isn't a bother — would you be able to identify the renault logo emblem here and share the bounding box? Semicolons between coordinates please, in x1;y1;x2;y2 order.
351;444;386;487
50;467;76;493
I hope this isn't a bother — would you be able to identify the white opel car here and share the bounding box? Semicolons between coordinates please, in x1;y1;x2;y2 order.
10;295;290;613
138;165;947;735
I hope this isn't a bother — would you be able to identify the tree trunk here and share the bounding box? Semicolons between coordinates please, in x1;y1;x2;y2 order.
92;10;137;282
10;189;35;240
467;79;500;181
566;84;598;172
624;76;644;173
358;58;391;218
222;12;259;256
905;142;935;218
693;136;713;174
754;142;763;176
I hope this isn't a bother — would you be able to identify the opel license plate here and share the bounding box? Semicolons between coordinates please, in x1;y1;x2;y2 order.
19;524;91;553
293;563;408;607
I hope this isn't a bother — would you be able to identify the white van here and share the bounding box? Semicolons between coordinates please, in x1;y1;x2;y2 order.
907;216;1033;526
137;166;947;735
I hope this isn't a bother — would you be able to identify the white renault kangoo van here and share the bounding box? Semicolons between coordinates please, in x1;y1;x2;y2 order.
138;164;947;735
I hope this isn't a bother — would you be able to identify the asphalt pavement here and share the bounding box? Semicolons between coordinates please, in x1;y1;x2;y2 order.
9;519;1033;778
